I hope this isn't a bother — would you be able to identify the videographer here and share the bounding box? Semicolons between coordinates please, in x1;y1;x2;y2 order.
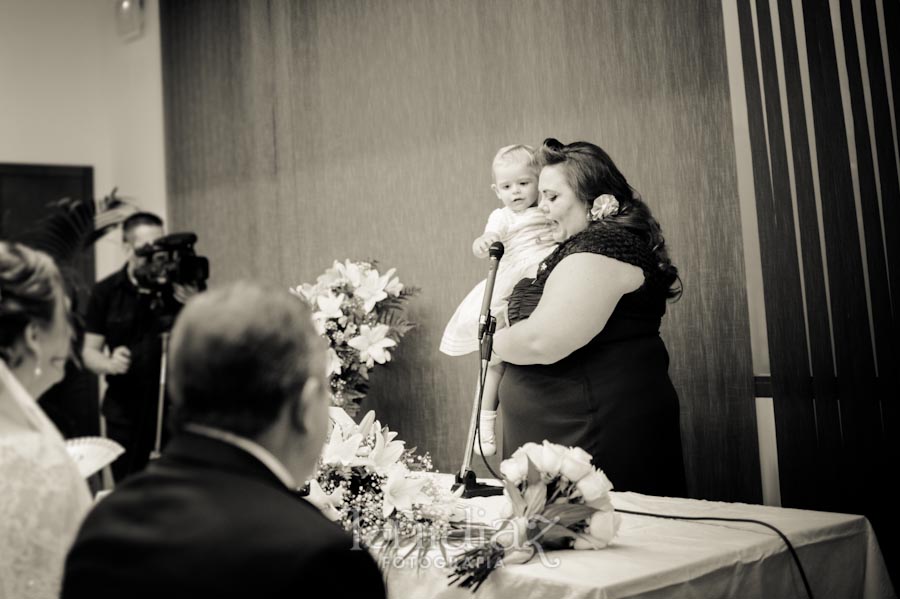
82;212;200;481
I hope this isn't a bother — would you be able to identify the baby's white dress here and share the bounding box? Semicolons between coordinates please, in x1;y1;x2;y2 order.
440;206;556;355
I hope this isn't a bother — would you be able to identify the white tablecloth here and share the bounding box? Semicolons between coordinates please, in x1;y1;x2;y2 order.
385;483;896;599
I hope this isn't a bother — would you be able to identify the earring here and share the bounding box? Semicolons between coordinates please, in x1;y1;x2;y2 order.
34;365;42;377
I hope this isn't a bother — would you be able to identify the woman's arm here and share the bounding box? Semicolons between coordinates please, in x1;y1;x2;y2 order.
493;253;643;365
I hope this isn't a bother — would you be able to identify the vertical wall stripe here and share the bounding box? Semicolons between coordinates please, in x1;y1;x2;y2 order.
723;0;778;504
769;0;813;377
755;397;782;506
801;3;887;544
864;0;900;332
740;0;819;507
771;0;846;510
861;0;900;466
736;0;898;566
838;0;897;440
750;0;775;181
791;0;839;377
778;0;845;512
853;0;891;315
876;0;900;190
831;0;880;378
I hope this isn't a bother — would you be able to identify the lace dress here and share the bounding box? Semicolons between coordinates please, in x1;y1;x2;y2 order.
499;222;687;497
0;361;92;599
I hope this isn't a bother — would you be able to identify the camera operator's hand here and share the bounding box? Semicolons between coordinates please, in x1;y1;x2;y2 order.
108;346;132;375
173;283;200;304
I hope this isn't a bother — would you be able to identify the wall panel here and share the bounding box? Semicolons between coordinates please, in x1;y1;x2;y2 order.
161;0;758;501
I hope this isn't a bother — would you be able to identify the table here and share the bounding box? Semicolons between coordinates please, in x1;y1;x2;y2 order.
385;485;896;599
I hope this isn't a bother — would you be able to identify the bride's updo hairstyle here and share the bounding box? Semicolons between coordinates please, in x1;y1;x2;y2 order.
534;138;682;300
0;242;64;366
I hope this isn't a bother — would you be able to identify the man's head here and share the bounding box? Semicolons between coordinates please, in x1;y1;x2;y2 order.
167;280;329;483
122;212;164;274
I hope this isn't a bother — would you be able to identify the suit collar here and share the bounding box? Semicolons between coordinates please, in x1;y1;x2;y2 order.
184;423;299;490
159;431;303;495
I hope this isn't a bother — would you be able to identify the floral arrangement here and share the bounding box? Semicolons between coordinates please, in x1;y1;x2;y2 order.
449;441;621;591
292;260;418;412
307;409;466;565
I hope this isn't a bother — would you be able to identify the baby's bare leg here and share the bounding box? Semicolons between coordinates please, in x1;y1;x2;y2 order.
481;362;505;411
475;362;505;456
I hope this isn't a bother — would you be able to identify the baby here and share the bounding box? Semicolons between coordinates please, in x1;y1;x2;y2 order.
440;144;557;455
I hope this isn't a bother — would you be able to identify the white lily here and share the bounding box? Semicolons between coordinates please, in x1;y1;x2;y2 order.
382;467;427;517
367;427;405;474
316;292;345;320
379;267;404;297
336;259;363;288
347;324;397;368
291;283;321;304
355;268;389;313
357;410;377;439
325;348;342;377
317;262;346;287
322;427;363;467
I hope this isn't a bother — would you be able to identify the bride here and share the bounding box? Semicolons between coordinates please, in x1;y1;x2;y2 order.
0;241;91;599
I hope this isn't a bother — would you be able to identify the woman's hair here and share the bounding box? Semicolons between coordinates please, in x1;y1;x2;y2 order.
535;138;682;299
0;242;64;365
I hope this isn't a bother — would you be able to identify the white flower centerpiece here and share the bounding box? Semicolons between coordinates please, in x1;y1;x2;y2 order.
449;441;621;591
292;260;418;415
308;410;466;565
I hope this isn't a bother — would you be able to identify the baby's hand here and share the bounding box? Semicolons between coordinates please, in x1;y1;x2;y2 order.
473;233;501;258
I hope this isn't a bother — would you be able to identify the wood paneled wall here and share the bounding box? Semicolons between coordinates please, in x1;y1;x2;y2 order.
736;0;898;572
160;0;759;502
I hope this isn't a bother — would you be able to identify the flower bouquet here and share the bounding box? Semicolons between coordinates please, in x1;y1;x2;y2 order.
307;410;465;566
292;260;418;414
449;441;621;591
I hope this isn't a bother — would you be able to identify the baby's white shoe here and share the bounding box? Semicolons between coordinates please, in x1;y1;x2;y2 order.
474;410;497;457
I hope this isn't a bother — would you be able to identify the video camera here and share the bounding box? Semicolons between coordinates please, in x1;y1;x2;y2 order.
133;232;209;298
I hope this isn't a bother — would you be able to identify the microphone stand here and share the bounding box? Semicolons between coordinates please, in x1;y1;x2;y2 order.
453;242;505;498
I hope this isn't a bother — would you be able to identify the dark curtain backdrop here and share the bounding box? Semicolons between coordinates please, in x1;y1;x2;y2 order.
160;0;759;502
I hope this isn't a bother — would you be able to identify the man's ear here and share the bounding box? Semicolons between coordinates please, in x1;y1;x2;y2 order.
292;377;324;434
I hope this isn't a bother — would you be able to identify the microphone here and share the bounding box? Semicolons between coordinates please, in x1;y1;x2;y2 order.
453;240;506;498
478;242;504;341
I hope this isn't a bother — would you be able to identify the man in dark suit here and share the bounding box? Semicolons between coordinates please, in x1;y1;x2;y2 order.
62;281;386;598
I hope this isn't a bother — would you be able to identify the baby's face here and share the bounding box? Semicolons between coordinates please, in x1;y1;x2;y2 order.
492;162;539;213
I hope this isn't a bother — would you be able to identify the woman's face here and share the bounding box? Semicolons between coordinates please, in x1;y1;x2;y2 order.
539;164;589;243
29;291;73;397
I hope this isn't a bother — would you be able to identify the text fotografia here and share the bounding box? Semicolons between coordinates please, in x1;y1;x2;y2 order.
348;507;564;571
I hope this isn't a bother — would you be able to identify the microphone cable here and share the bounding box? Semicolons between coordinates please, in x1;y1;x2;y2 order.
614;508;814;599
474;355;502;481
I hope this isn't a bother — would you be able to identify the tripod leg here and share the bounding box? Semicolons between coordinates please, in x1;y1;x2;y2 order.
150;332;169;460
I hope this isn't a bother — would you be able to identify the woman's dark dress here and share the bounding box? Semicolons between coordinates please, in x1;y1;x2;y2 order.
500;223;687;497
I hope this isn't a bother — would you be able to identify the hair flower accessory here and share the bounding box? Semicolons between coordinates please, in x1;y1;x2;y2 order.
590;194;619;221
